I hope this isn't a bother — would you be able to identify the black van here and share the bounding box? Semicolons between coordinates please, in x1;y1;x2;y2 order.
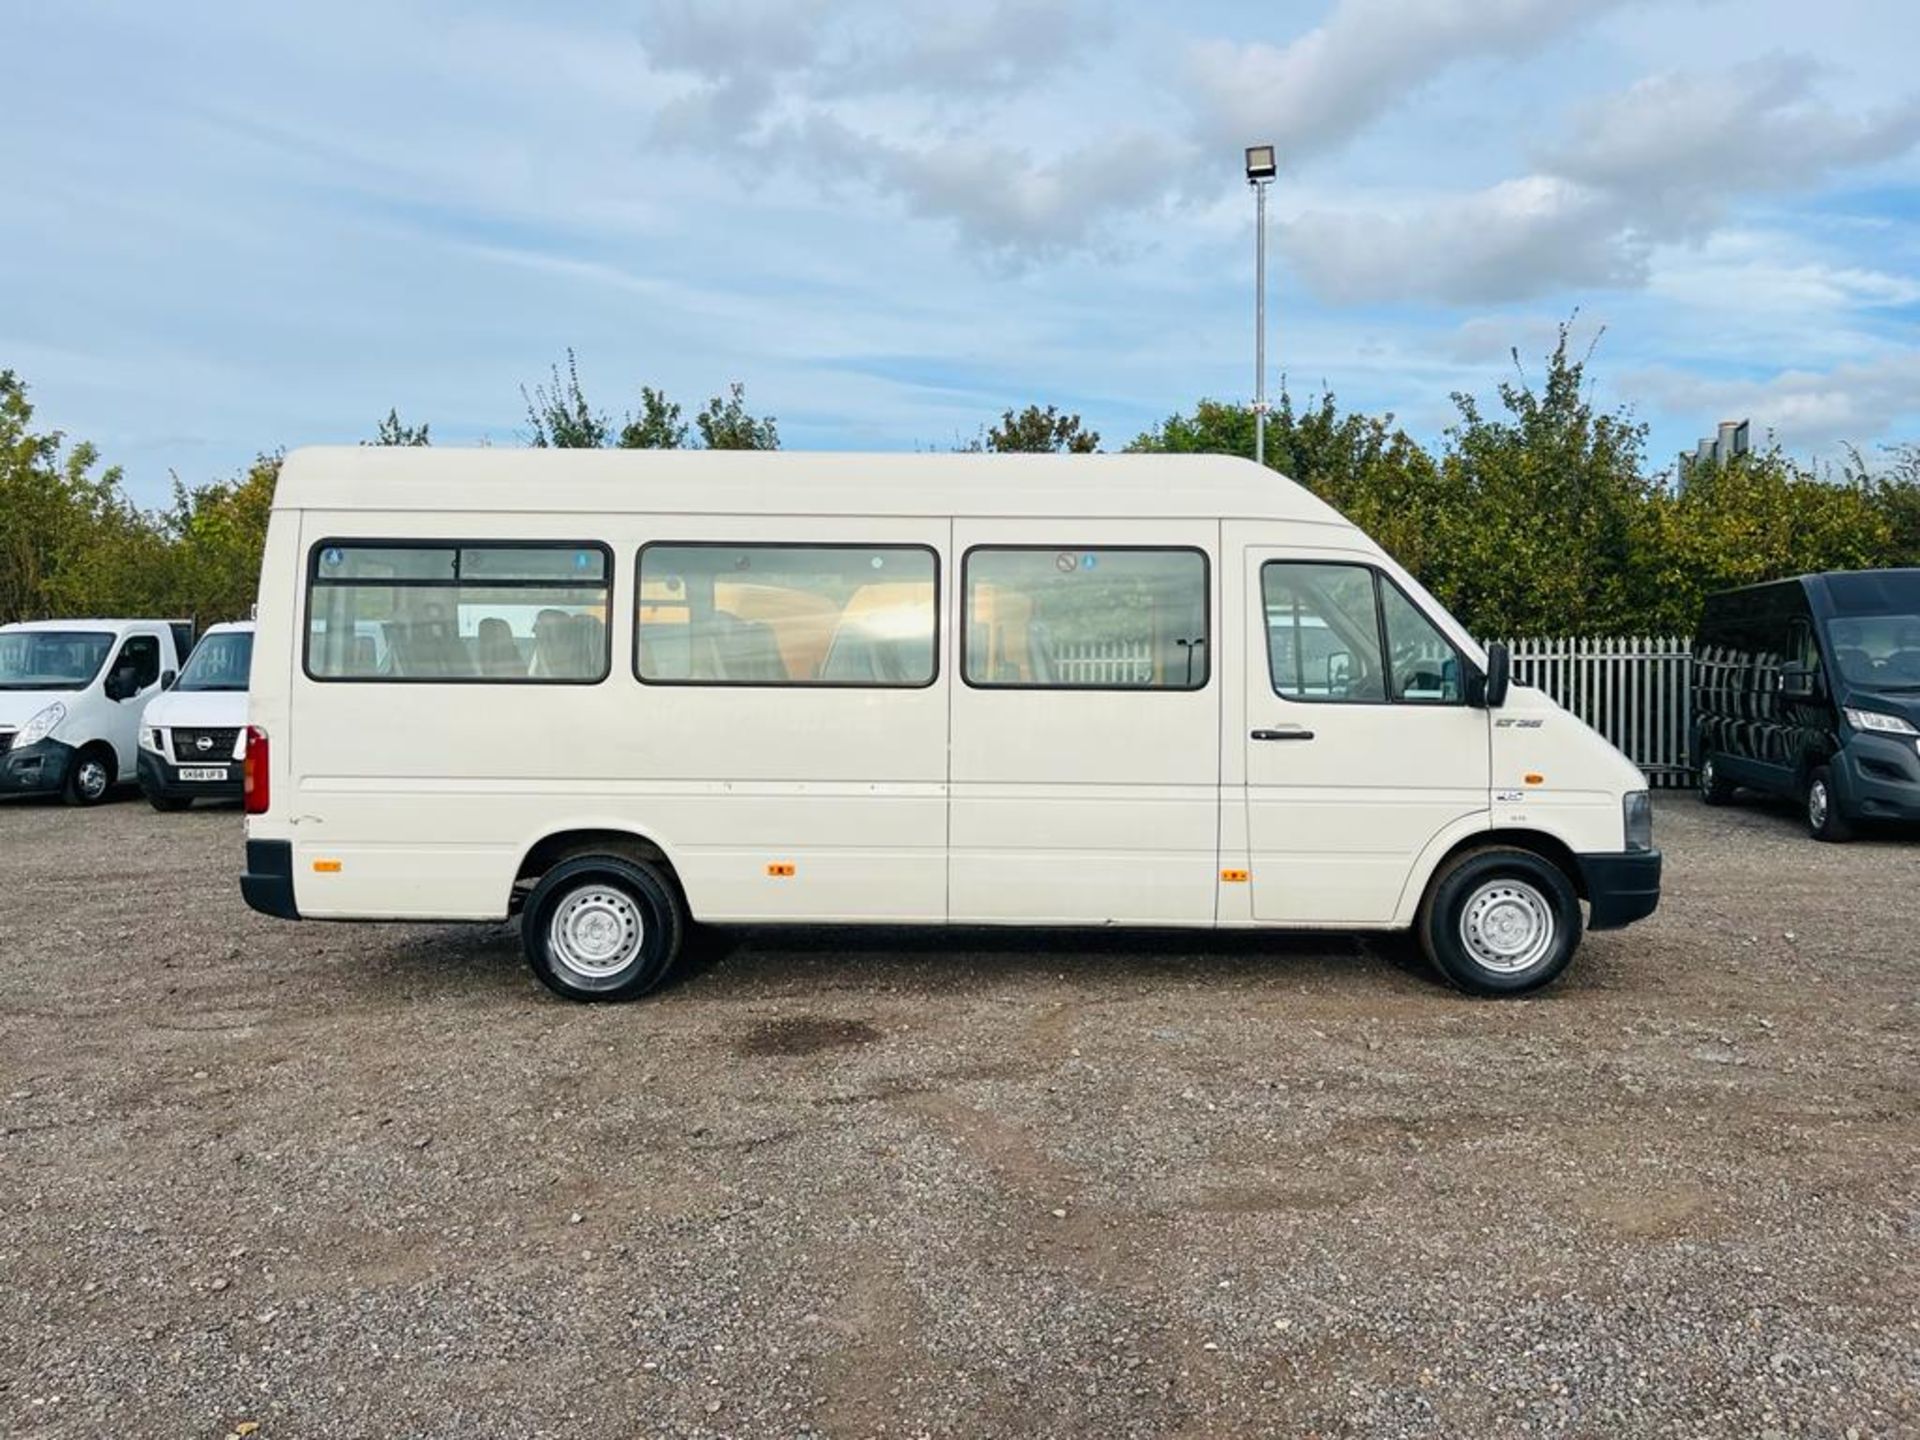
1693;568;1920;839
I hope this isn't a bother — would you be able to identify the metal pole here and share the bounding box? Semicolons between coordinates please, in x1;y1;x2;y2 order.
1254;176;1268;467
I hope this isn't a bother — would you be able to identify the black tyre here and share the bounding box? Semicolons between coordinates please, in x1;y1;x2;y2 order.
521;855;685;1002
62;745;116;807
145;791;193;812
1806;765;1854;843
1697;754;1735;806
1417;847;1582;997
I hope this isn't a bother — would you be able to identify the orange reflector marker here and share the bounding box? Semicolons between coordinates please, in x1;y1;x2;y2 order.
312;859;342;873
1220;868;1250;883
1524;773;1545;786
766;862;795;878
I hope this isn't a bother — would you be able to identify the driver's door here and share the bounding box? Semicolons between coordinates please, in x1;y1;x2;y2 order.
1239;545;1490;924
105;633;163;773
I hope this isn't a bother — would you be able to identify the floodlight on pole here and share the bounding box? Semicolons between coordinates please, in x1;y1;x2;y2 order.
1244;145;1276;467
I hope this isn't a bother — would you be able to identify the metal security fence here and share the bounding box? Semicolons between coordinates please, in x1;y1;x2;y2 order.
1051;639;1155;686
1496;635;1696;787
1054;634;1700;786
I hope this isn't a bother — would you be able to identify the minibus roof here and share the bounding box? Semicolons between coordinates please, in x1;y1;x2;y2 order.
275;448;1356;527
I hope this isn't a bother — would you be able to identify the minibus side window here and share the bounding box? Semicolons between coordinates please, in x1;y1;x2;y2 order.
305;541;612;683
961;548;1209;690
635;544;938;688
1261;562;1465;706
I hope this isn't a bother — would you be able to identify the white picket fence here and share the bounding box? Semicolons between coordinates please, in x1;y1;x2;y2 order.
1496;636;1696;787
1055;634;1700;786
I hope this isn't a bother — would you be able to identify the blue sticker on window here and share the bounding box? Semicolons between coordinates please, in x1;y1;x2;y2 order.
1081;553;1098;570
322;547;343;569
574;550;593;571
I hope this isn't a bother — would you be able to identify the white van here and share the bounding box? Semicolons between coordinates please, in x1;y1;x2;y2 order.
0;619;193;805
137;621;256;810
241;449;1661;1000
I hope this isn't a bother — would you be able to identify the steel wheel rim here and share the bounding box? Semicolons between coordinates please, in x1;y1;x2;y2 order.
547;884;645;984
1459;878;1556;975
1701;758;1715;791
1809;779;1829;830
76;760;109;800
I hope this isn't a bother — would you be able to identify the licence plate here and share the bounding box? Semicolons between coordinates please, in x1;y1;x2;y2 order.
178;767;228;782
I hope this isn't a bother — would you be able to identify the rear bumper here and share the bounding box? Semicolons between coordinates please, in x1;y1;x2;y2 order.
1577;850;1662;931
0;738;74;795
240;839;300;919
138;749;242;802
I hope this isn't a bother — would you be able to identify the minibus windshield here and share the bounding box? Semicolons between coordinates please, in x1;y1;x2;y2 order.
0;630;114;690
176;630;254;691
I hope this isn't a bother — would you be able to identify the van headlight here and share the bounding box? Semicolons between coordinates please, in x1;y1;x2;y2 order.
1844;707;1919;736
1623;790;1653;853
15;702;66;748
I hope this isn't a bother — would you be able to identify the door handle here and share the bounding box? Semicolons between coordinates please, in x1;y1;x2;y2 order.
1251;728;1315;741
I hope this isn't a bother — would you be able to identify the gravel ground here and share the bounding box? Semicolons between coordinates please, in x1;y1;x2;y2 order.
1;791;1916;1439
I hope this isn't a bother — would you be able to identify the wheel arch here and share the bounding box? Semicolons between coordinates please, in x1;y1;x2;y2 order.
1395;820;1587;926
511;826;690;916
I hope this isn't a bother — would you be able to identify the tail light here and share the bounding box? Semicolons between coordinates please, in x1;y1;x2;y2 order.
243;725;270;814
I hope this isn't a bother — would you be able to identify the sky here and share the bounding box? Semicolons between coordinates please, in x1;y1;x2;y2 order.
3;0;1918;506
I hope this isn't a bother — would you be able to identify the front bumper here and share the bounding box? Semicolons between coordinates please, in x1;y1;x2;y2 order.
240;839;300;920
1835;736;1920;823
137;749;242;803
1577;850;1662;931
0;738;74;795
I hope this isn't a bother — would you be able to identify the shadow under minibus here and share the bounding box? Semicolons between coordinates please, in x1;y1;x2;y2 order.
359;920;1439;1004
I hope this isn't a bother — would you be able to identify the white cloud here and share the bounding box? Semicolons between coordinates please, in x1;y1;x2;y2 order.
1283;176;1637;303
1546;54;1920;227
1185;0;1627;158
1279;55;1920;304
1630;351;1920;451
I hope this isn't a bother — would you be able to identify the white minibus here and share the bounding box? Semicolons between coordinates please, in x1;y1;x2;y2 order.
241;449;1661;1000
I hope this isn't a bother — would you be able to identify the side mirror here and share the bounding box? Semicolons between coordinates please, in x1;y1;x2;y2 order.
160;670;177;691
1480;642;1511;709
104;669;133;701
1779;663;1819;702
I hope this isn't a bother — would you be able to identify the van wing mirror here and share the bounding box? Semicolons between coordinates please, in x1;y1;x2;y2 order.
1779;663;1820;701
104;668;132;701
161;669;177;691
1478;642;1511;709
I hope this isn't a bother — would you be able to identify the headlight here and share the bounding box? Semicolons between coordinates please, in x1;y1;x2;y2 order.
1844;707;1919;737
15;702;66;747
1623;790;1653;853
141;727;163;752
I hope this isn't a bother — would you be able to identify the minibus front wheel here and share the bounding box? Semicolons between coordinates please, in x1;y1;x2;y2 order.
521;855;685;1002
1416;847;1581;997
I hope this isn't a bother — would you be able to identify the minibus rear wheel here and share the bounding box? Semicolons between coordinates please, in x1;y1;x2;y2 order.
1416;847;1581;997
521;855;684;1002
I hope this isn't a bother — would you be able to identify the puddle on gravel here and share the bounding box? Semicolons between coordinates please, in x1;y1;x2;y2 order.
736;1016;883;1057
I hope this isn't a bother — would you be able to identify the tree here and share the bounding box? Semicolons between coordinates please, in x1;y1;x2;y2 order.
1126;398;1254;458
696;382;779;450
367;409;430;446
0;369;167;623
984;403;1099;453
619;386;689;450
522;349;611;448
161;454;282;623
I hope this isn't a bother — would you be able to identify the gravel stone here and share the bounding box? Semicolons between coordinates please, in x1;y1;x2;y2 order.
1;793;1916;1437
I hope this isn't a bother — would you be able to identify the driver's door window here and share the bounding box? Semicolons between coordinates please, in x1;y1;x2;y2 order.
115;635;161;692
1262;562;1385;702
